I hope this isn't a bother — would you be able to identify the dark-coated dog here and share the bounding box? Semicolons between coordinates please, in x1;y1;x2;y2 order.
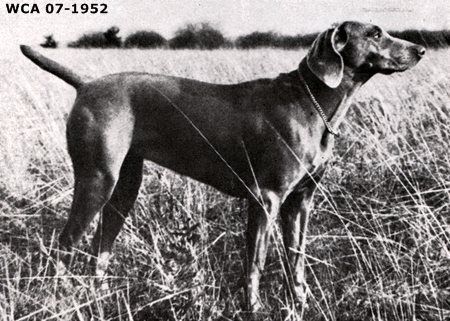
21;21;425;313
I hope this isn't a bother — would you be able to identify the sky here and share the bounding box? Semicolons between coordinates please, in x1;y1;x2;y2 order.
1;0;449;48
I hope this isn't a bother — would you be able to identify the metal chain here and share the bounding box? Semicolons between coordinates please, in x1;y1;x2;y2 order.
298;71;340;137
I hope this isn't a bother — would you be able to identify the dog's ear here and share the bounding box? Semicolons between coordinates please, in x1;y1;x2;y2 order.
307;23;348;88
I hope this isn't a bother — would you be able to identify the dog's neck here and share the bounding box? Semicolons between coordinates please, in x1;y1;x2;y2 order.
297;59;370;134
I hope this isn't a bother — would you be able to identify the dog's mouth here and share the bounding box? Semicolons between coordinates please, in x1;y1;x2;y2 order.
382;55;422;73
393;48;425;69
363;48;423;75
383;43;425;72
393;63;410;71
370;60;410;75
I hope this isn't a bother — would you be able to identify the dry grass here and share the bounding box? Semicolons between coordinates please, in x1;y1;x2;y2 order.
0;48;449;321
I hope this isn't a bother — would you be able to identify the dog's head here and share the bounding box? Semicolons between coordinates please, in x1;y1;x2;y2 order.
307;21;425;88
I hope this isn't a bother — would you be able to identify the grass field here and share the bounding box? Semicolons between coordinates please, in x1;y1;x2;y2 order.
0;48;449;321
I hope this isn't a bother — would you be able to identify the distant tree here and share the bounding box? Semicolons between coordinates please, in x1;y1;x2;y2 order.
169;22;226;49
103;26;121;47
40;35;57;48
68;26;122;48
235;31;280;49
278;33;318;49
124;31;167;48
64;25;450;50
68;32;105;48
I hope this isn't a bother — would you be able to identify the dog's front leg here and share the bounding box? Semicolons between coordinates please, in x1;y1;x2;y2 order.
245;190;281;313
280;182;317;307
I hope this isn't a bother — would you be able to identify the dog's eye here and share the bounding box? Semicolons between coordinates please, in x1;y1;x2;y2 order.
371;28;382;39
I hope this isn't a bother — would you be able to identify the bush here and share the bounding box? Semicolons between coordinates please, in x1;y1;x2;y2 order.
236;32;319;49
278;33;318;49
124;31;167;48
68;32;106;48
68;26;122;48
103;26;121;47
40;35;57;48
236;31;280;49
169;23;226;49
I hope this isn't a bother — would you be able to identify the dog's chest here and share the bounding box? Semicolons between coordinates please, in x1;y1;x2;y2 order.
311;134;334;168
283;127;334;185
288;118;334;165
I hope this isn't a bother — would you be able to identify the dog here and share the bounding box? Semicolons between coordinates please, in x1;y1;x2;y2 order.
21;21;425;313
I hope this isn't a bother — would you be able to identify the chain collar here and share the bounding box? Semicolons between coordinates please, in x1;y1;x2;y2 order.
297;69;340;137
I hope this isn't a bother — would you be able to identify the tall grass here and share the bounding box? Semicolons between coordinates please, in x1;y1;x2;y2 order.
0;48;448;320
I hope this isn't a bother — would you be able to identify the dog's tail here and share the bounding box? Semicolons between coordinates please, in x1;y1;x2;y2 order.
20;45;85;89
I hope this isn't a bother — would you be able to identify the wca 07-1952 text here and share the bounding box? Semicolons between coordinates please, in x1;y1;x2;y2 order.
5;2;108;14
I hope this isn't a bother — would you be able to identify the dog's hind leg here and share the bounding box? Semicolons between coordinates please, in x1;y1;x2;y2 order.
58;162;119;272
91;151;143;278
58;104;134;272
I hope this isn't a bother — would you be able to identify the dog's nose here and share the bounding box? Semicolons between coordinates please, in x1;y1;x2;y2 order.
414;45;426;57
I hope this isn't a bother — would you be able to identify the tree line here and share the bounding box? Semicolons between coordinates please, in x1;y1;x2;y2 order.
41;22;450;49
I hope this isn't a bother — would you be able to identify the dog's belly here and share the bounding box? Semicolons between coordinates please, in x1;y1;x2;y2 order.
134;130;251;198
133;130;329;200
